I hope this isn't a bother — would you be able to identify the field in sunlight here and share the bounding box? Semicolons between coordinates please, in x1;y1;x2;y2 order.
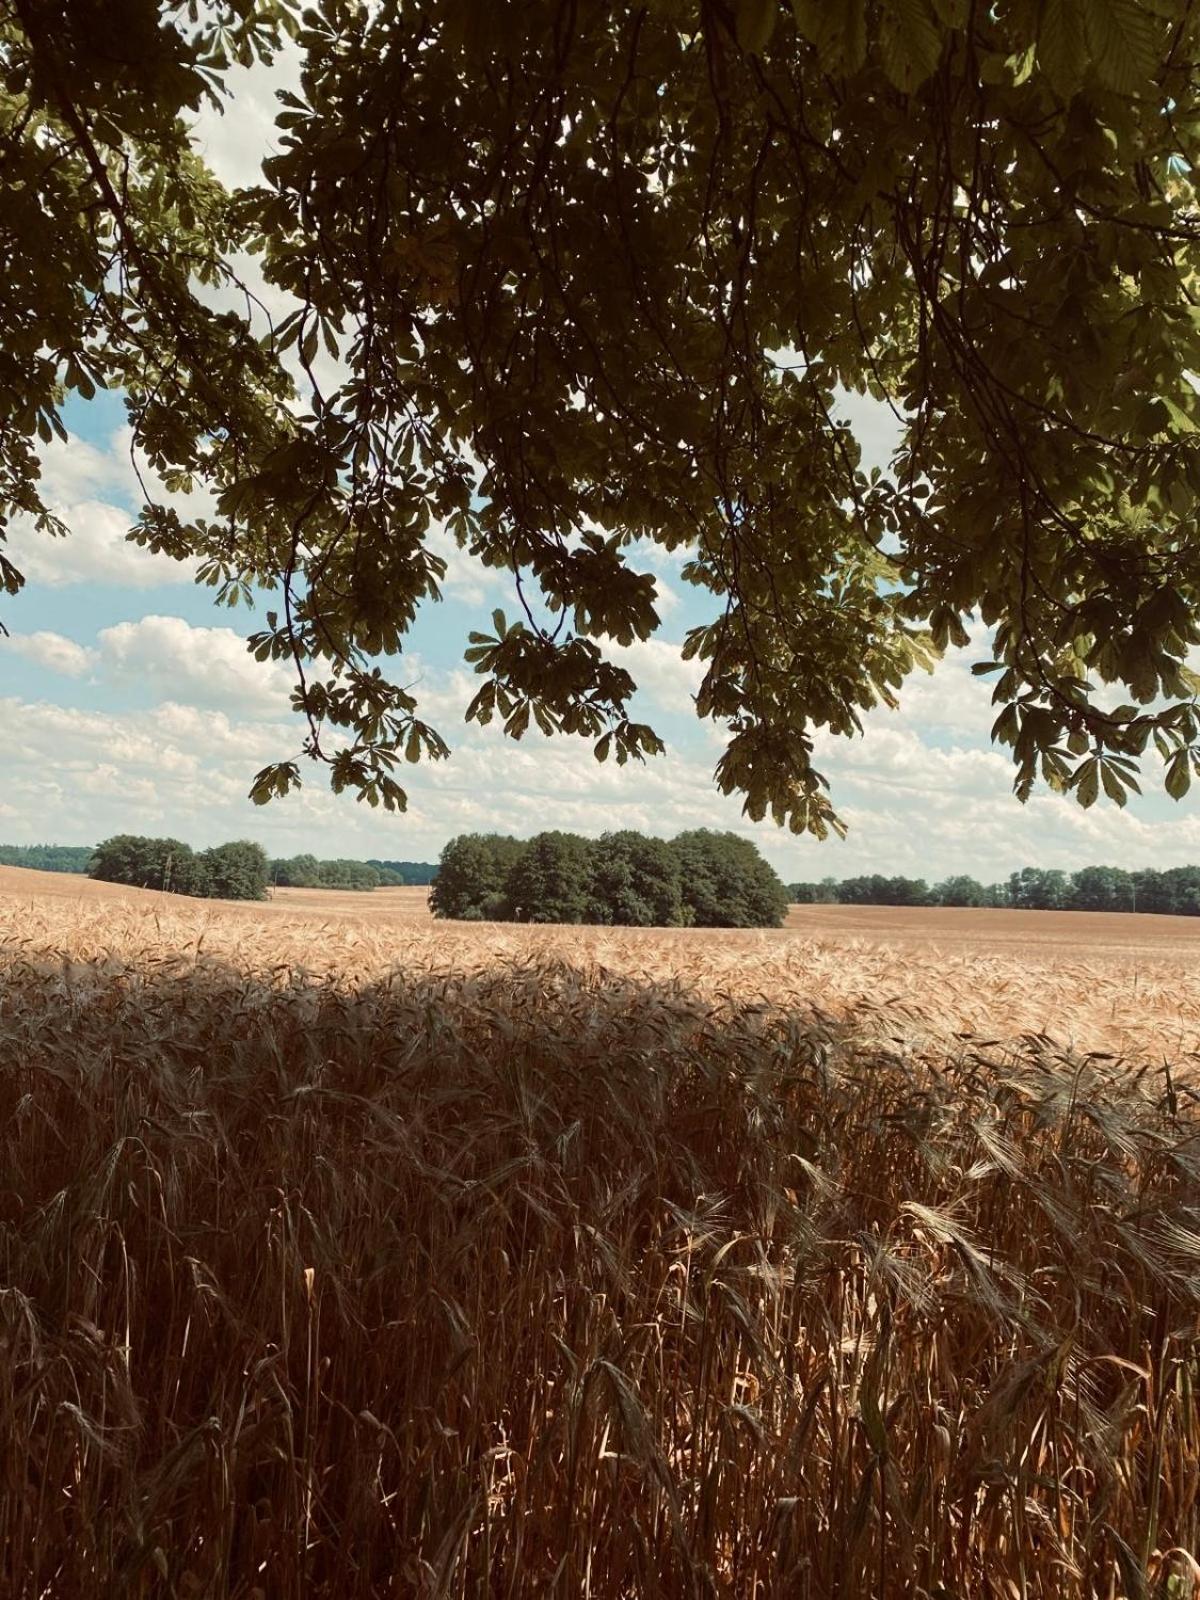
2;865;1199;1596
5;864;1198;1064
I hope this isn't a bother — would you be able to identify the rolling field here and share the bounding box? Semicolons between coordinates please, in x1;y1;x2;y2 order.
2;866;1199;1595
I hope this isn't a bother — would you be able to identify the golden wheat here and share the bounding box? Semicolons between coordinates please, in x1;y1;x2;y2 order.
1;878;1199;1596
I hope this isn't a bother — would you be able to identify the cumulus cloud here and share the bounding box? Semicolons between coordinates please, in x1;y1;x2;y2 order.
2;651;1199;882
424;521;511;608
97;615;292;715
7;499;198;590
0;630;96;678
190;47;302;194
607;637;704;712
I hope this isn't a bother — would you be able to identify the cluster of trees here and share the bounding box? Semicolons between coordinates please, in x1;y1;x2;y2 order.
3;840;437;894
269;855;424;891
431;830;789;927
90;836;270;902
367;859;438;886
789;866;1200;916
0;844;92;874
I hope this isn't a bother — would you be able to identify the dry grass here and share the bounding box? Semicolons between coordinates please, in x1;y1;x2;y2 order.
2;879;1200;1596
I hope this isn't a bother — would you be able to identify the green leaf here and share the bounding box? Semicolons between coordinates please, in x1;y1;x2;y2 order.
1082;0;1162;94
1075;758;1100;808
1165;749;1192;800
1039;0;1087;90
792;0;867;70
737;0;779;54
1100;761;1127;806
879;0;943;91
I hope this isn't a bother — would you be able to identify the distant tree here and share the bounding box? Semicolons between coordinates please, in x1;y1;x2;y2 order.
587;832;685;927
200;841;269;902
788;878;842;904
672;831;788;929
1007;867;1070;911
1132;869;1175;915
835;875;881;906
835;874;929;907
271;853;322;888
506;833;593;924
1164;865;1200;915
1069;866;1135;913
368;860;438;886
935;875;986;908
317;859;380;890
430;835;526;920
90;835;195;893
0;844;92;874
173;851;215;899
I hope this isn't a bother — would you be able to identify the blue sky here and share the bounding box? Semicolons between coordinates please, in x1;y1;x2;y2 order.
1;55;1198;881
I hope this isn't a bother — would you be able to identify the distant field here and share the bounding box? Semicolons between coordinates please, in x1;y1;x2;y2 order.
4;863;1196;1061
3;862;1199;1594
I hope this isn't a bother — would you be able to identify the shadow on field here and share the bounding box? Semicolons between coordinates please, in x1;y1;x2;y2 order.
1;948;1198;1598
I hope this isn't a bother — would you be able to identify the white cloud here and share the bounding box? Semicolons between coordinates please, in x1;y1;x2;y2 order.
424;521;511;608
7;499;198;591
190;47;302;195
97;615;291;716
2;647;1199;882
608;637;703;711
0;630;96;678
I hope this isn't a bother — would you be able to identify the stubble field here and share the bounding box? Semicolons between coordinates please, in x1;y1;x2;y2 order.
2;865;1199;1596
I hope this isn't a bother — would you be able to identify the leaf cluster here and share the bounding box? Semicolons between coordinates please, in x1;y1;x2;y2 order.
5;0;1200;828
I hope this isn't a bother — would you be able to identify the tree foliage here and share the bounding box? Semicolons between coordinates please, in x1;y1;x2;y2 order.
367;858;438;886
788;863;1200;913
0;843;92;874
6;1;1200;831
271;853;432;887
90;834;268;899
430;827;786;926
429;833;528;921
506;831;597;925
586;831;685;927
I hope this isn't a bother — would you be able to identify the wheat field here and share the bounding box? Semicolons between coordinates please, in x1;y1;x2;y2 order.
2;868;1199;1596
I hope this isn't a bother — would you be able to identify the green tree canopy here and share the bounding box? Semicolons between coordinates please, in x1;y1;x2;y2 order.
429;833;526;920
673;829;789;927
271;852;321;887
586;831;686;926
89;834;268;899
6;1;1200;830
367;859;438;886
201;839;269;900
836;873;932;907
934;875;986;908
506;832;595;925
1070;864;1135;912
428;827;785;924
1007;867;1071;911
0;843;92;874
90;834;195;892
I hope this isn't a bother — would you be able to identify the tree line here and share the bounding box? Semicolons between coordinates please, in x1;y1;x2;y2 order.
432;830;789;927
272;855;439;888
1;840;438;897
789;866;1200;916
271;855;401;890
0;844;94;874
90;836;271;901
